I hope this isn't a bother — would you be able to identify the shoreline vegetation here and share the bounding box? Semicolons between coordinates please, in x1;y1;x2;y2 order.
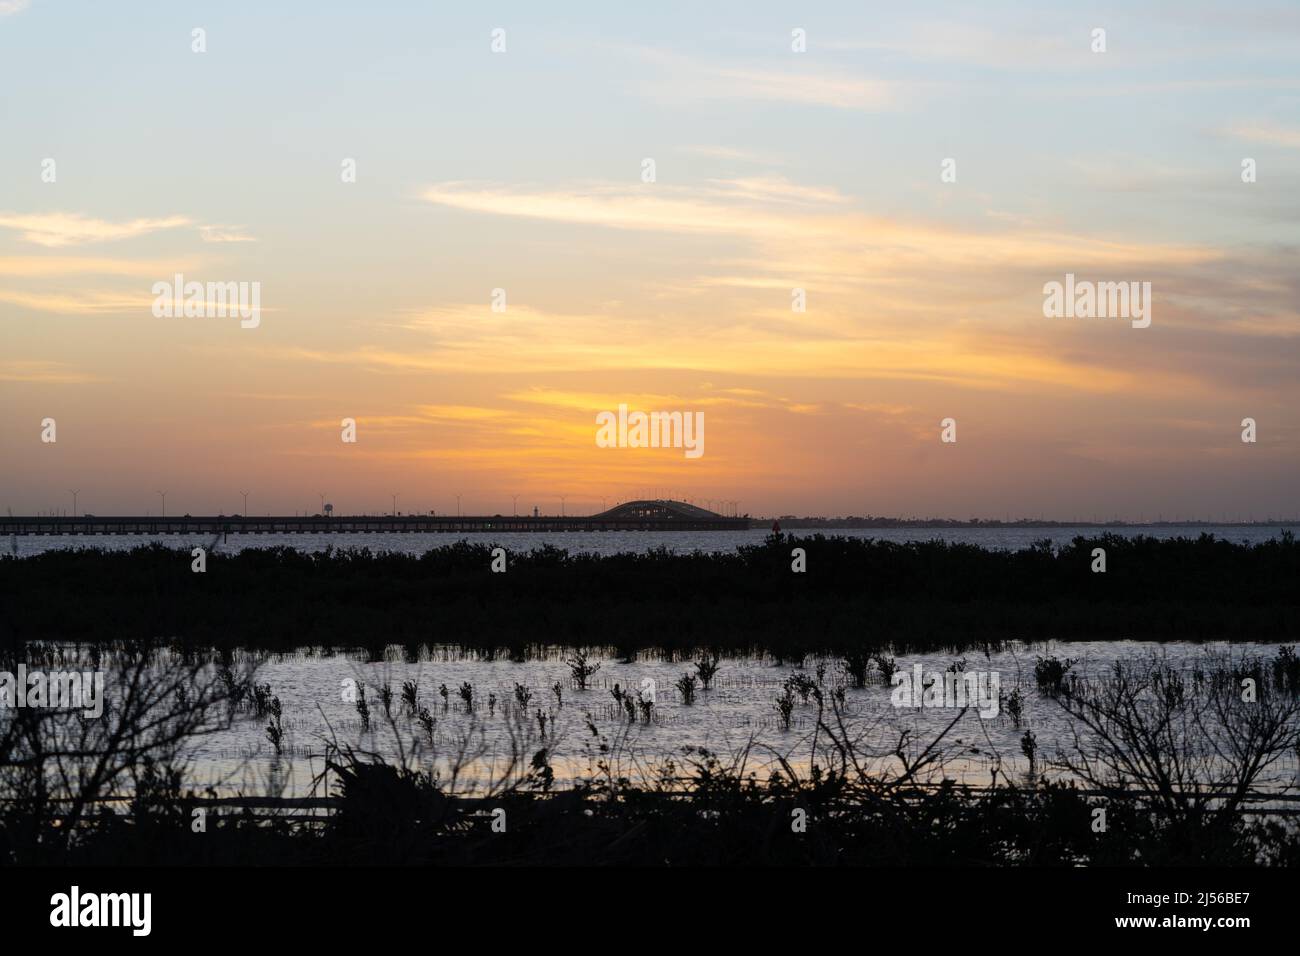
1;532;1297;656
3;533;1299;866
768;517;1300;529
10;515;1299;530
2;648;1298;866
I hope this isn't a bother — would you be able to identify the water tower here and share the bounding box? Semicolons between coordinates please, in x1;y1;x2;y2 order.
323;503;334;518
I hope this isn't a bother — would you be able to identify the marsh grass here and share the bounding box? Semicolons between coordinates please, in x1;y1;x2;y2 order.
401;680;418;716
775;685;795;730
416;707;435;743
354;687;371;732
1002;687;1025;726
1020;729;1037;779
6;651;1300;866
675;673;698;705
842;651;871;688
1034;655;1078;696
610;684;636;722
567;652;600;690
695;654;720;690
265;696;284;755
873;655;897;683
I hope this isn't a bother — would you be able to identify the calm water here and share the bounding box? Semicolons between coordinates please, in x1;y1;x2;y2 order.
11;527;1297;800
8;524;1296;558
178;640;1297;798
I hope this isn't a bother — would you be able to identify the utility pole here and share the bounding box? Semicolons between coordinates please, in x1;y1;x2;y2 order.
391;493;398;516
156;490;166;517
559;495;567;517
239;490;249;514
69;490;78;516
511;494;519;516
456;494;462;517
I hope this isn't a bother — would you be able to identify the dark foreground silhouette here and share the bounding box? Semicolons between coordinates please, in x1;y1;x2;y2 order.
6;749;1299;867
3;638;1298;866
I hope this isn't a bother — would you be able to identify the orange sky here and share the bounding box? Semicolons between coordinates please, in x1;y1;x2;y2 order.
1;4;1297;518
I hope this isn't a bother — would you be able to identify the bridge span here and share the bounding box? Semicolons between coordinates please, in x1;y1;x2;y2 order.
0;500;751;535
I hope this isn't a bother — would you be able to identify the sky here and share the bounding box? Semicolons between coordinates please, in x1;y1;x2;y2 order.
1;0;1297;520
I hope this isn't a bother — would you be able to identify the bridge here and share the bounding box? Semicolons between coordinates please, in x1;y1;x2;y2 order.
0;500;751;535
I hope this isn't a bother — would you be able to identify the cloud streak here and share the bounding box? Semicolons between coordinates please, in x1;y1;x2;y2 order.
0;212;191;247
630;47;902;112
1225;120;1300;148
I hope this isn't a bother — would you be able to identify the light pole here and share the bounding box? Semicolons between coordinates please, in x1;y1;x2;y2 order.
391;493;398;516
156;490;166;517
511;494;519;516
559;495;567;517
69;490;78;516
239;490;249;514
456;494;462;517
318;492;326;515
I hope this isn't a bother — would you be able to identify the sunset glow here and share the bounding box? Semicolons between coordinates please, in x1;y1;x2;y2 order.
2;2;1296;519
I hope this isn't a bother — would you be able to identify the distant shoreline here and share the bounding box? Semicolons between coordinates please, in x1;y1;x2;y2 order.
4;532;1297;653
6;513;1298;535
761;517;1300;529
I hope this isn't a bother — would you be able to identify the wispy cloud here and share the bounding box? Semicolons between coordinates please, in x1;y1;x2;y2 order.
0;255;197;277
420;179;1221;270
198;224;257;243
823;20;1080;69
678;145;785;166
422;181;796;236
0;212;191;247
1224;120;1300;148
0;1;31;17
704;177;848;205
0;288;152;313
277;299;1184;398
632;47;902;111
0;360;99;384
